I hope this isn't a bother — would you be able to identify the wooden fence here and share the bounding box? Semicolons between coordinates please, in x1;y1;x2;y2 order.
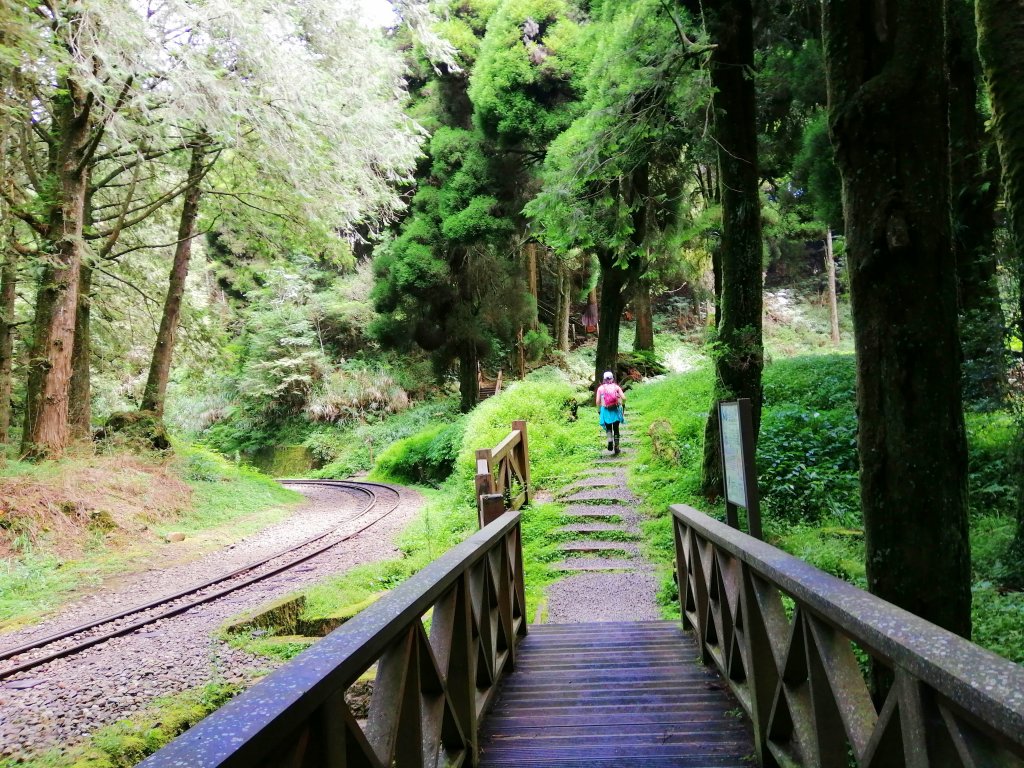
142;511;527;768
475;420;531;527
672;503;1024;768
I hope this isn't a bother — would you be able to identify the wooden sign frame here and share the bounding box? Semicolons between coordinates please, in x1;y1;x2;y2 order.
718;398;762;539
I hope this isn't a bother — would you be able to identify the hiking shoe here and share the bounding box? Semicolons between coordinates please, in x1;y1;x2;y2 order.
607;438;614;451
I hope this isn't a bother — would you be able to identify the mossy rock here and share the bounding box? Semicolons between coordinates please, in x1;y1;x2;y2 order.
648;419;679;463
297;593;383;637
99;411;171;451
224;595;307;636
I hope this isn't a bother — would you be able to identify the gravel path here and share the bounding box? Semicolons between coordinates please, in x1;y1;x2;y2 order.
0;482;423;760
543;419;660;624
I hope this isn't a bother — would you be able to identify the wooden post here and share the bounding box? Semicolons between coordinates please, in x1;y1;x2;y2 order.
825;227;840;344
475;448;495;528
512;420;531;505
480;494;505;527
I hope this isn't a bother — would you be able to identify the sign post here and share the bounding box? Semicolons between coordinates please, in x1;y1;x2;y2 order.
718;398;762;539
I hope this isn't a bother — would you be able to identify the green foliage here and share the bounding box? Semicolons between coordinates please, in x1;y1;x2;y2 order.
757;407;860;524
374;421;467;485
522;327;554;362
762;353;856;410
469;0;585;148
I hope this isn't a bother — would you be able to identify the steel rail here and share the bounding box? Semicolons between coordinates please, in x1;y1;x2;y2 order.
0;480;402;681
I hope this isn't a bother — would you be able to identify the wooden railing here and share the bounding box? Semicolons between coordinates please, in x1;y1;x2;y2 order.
475;420;531;527
672;504;1024;768
142;511;527;768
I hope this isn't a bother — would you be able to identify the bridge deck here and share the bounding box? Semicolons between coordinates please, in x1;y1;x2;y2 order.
479;621;754;767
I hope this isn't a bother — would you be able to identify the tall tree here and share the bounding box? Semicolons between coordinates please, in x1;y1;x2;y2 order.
949;0;1004;408
141;141;211;416
698;0;765;498
976;0;1024;585
824;0;972;638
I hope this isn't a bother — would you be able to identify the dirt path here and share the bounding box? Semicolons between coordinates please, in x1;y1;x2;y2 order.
543;415;661;623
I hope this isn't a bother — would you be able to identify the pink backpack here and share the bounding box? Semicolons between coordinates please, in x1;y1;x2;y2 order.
601;385;622;407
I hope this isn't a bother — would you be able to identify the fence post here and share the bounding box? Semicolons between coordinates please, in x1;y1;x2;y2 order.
480;493;505;527
511;419;531;505
475;448;495;528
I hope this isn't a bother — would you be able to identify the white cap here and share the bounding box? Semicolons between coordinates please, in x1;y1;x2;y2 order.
602;371;614;381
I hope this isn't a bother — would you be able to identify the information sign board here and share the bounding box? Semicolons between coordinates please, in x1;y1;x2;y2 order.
719;401;747;508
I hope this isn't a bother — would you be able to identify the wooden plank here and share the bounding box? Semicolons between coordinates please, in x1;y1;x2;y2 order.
479;621;754;767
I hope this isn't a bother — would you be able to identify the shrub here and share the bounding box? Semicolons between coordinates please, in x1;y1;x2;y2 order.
757;406;860;524
373;420;466;485
305;367;410;423
522;327;553;363
762;353;856;410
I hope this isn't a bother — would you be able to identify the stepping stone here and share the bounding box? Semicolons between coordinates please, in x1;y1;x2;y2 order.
567;476;623;490
549;558;649;572
556;523;631;534
579;467;627;479
562;488;639;504
561;503;635;520
560;541;639;556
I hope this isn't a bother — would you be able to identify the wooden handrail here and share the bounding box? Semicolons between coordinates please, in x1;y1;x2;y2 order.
142;511;527;768
475;421;531;526
672;503;1024;767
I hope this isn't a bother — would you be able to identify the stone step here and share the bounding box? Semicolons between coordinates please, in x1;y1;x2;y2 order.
549;559;649;572
560;541;639;557
561;503;635;520
562;488;639;504
556;523;632;535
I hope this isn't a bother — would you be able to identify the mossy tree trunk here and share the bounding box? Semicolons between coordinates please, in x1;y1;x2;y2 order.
950;0;1004;407
0;244;16;445
977;0;1024;584
21;91;92;460
699;0;764;499
555;259;571;352
824;0;972;639
68;260;93;439
458;342;480;413
141;142;208;417
633;278;654;352
594;165;648;385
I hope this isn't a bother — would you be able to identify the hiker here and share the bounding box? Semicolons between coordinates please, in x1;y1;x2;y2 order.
595;370;625;454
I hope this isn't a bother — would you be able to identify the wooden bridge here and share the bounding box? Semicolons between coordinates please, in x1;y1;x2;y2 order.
142;426;1024;768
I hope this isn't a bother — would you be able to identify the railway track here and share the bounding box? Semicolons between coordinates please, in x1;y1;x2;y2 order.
0;479;402;682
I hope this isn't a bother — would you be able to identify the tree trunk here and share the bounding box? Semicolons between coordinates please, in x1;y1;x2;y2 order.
555;260;571;352
977;0;1024;584
700;0;764;499
950;0;1004;407
0;246;16;445
141;143;207;416
825;0;971;640
21;94;91;460
68;260;93;439
525;242;539;331
824;228;840;344
458;343;479;413
633;279;655;352
594;249;632;384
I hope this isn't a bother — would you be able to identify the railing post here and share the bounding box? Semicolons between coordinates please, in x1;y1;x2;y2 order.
511;419;531;505
480;493;505;527
475;448;495;528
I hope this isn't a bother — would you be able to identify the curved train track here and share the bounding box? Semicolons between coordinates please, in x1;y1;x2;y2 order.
0;479;402;682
